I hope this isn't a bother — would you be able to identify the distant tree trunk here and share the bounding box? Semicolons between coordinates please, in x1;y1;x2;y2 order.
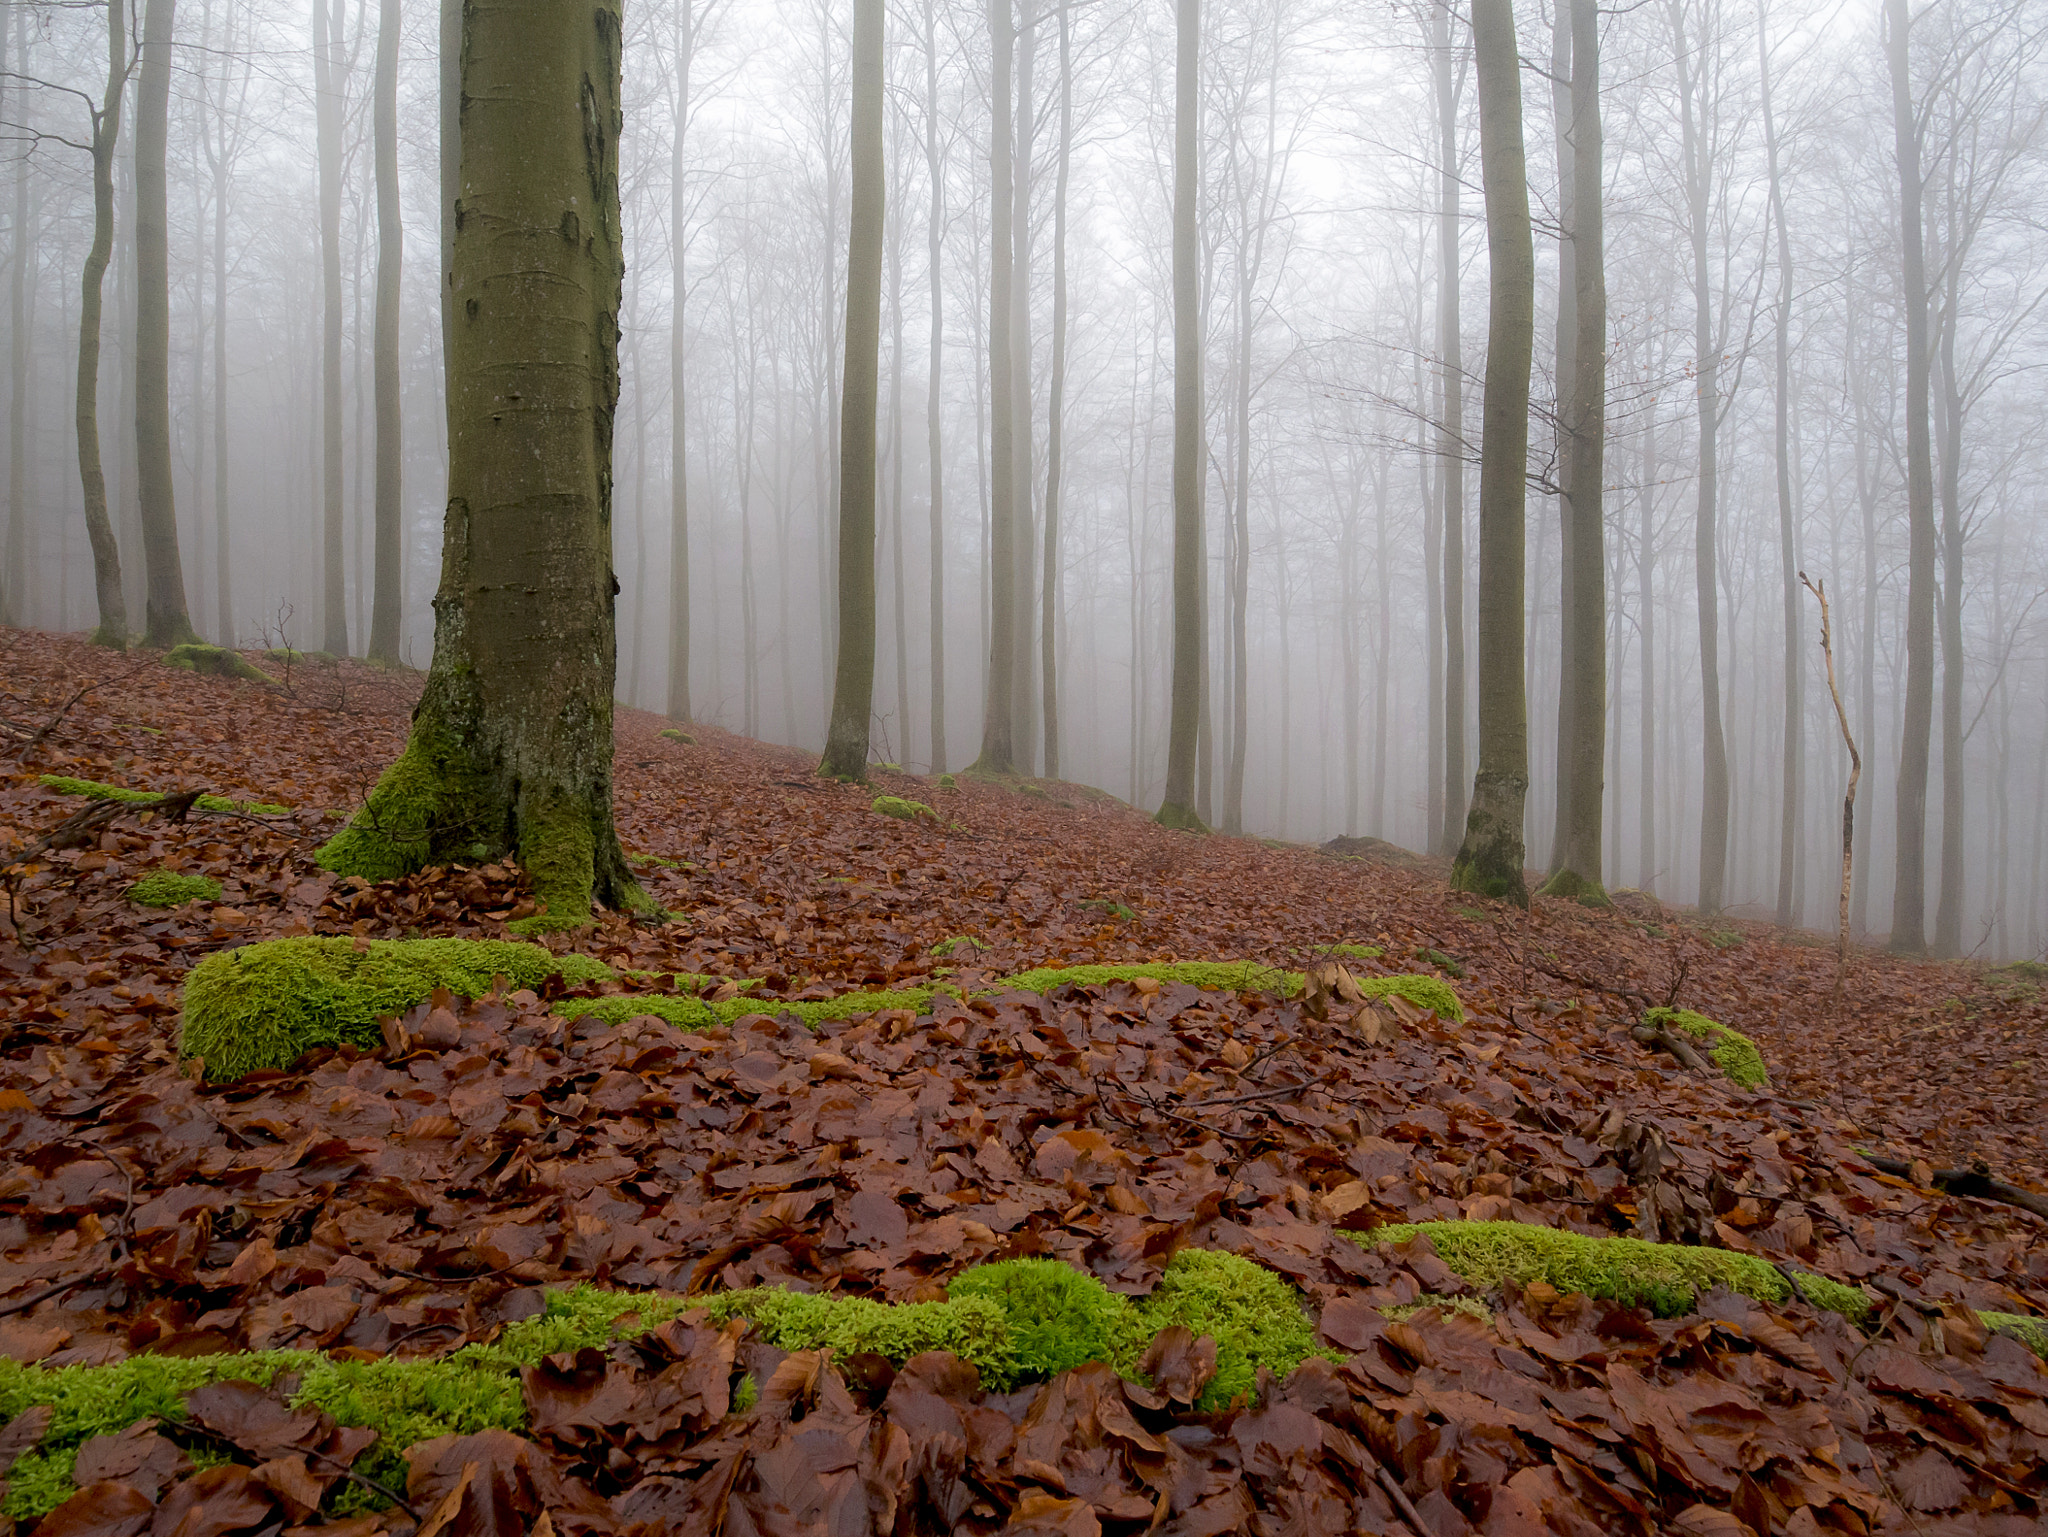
1009;0;1036;767
367;0;402;662
1760;2;1798;930
1449;0;1531;906
819;0;884;780
313;0;347;655
1544;0;1576;878
5;0;30;628
1885;0;1936;953
75;0;128;650
1637;413;1657;891
1157;0;1204;831
1433;0;1467;857
1040;3;1072;783
1933;264;1966;956
1671;0;1727;914
923;0;947;772
888;142;910;759
206;0;235;645
317;0;644;928
974;0;1018;776
133;0;193;649
666;0;695;721
1538;0;1605;903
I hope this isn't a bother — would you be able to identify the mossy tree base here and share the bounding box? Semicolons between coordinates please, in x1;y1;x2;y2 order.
164;643;276;685
1450;769;1529;907
1534;867;1611;907
1154;800;1209;833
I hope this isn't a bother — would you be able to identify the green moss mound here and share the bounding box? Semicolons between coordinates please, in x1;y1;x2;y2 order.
164;643;276;686
1327;943;1383;961
937;773;957;789
1982;1311;2048;1358
1128;1249;1330;1409
658;728;694;743
1359;973;1463;1022
1645;1006;1770;1089
1349;1220;1872;1324
999;961;1298;998
127;870;222;908
179;937;614;1081
872;795;937;823
949;1259;1136;1380
40;775;289;817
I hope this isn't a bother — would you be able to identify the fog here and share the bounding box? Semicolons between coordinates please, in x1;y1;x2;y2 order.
1;0;2044;957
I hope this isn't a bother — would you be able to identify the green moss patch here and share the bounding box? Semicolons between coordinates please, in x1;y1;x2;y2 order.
1327;943;1383;961
40;775;289;817
127;870;223;908
179;937;614;1081
1128;1250;1330;1409
1349;1220;1872;1325
1645;1007;1770;1089
164;643;277;686
998;961;1299;998
930;935;990;958
872;796;937;823
658;728;694;744
1982;1311;2048;1357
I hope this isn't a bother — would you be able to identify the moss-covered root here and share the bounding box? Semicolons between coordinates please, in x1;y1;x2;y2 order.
163;642;277;685
178;937;613;1081
1350;1219;1874;1325
40;775;289;816
1449;771;1530;908
127;870;221;908
1154;800;1209;833
1982;1311;2048;1358
1533;867;1611;908
872;795;937;823
1644;1006;1769;1089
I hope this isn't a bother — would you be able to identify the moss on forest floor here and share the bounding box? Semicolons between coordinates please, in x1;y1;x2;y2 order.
1644;1006;1770;1089
127;870;222;908
40;775;289;817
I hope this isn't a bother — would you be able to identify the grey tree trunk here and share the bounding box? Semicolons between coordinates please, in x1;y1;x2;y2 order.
134;0;193;649
1009;0;1036;767
1544;0;1576;877
75;0;130;648
1449;0;1531;906
1434;0;1467;857
1537;0;1605;903
1672;0;1727;914
314;0;347;656
367;0;403;662
439;0;458;366
318;0;644;929
1933;270;1966;956
1638;414;1657;891
1040;3;1071;783
1760;1;1799;930
1886;0;1936;953
5;1;29;628
973;0;1018;775
923;0;947;772
1157;0;1204;831
819;0;885;780
666;0;695;721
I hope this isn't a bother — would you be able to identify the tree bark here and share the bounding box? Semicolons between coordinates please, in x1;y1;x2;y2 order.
1449;0;1531;906
973;0;1018;775
368;0;403;662
1009;0;1037;768
1933;256;1965;956
1886;0;1936;954
923;0;947;773
1433;0;1466;858
317;0;643;929
5;0;30;628
1543;0;1576;878
1040;2;1071;783
314;0;348;655
666;0;694;721
819;0;885;780
1537;0;1605;903
1760;0;1798;930
134;0;194;648
75;0;130;648
1157;0;1205;831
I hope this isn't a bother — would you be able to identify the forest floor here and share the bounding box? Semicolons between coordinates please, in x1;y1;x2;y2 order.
0;625;2044;1536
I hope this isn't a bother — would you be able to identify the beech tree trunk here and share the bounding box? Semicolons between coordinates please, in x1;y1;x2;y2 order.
74;0;129;647
1040;3;1071;783
4;0;26;629
1433;0;1467;857
923;0;946;773
1761;0;1799;930
1887;0;1936;954
134;0;194;648
666;0;695;721
367;0;403;662
973;0;1018;775
1157;0;1204;831
314;0;347;656
317;0;643;929
819;0;885;780
1449;0;1531;906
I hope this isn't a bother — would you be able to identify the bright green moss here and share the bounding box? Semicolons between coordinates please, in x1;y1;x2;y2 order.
1328;943;1384;961
1128;1250;1331;1410
998;961;1300;998
658;728;694;744
40;775;289;817
178;937;614;1080
1348;1220;1872;1325
1360;973;1463;1022
1982;1311;2048;1359
1534;868;1611;907
1645;1007;1770;1089
314;729;455;882
699;1291;1015;1385
949;1259;1136;1380
872;796;937;822
556;993;721;1032
164;643;276;686
936;773;958;790
128;870;222;908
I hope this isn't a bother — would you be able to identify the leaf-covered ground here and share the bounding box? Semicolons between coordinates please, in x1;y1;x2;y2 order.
1;628;2044;1536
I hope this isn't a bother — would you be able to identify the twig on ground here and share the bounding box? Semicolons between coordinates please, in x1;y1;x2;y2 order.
1854;1153;2048;1222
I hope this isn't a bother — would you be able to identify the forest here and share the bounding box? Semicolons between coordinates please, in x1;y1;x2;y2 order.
0;0;2046;1532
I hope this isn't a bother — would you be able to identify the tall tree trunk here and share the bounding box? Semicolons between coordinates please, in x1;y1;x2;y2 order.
923;0;947;772
1637;413;1656;891
1434;0;1467;857
819;0;885;780
1544;0;1576;876
211;65;231;644
317;0;643;929
314;0;347;655
1040;3;1071;782
439;0;458;366
1760;1;1798;930
367;0;403;662
1449;0;1531;906
888;145;910;760
1157;0;1204;830
5;0;30;628
973;0;1017;774
1009;0;1037;767
1672;0;1727;913
1538;0;1605;902
666;0;694;720
1933;267;1966;955
134;0;193;648
1886;0;1935;953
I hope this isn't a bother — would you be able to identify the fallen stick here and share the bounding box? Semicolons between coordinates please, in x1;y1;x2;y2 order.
1629;1020;1713;1075
1856;1153;2048;1222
